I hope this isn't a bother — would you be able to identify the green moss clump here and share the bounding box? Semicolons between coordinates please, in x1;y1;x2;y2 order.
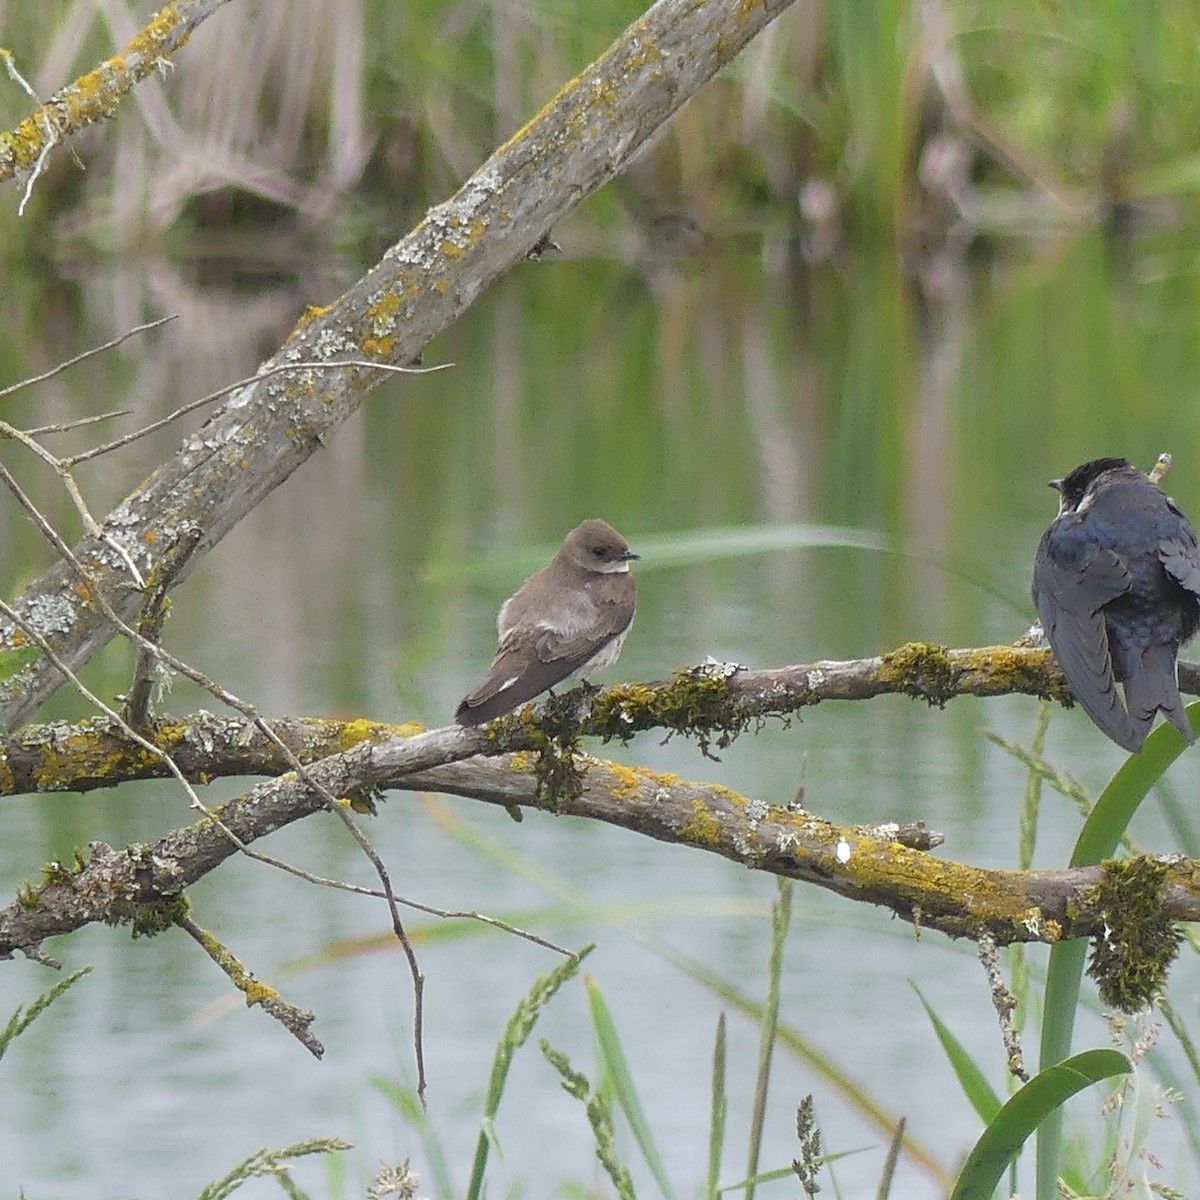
482;696;586;807
882;643;956;708
130;892;191;939
592;669;751;756
1086;857;1182;1012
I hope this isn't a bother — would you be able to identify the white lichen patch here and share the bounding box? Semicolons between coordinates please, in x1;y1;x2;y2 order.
104;505;141;530
835;837;852;864
744;797;769;829
697;656;745;679
461;164;501;205
860;822;900;842
312;327;354;359
26;593;75;634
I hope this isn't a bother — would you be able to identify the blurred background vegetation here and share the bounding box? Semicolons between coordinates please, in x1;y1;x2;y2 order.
2;0;1200;255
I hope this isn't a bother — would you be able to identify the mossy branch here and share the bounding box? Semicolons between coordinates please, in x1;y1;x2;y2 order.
1;641;1193;801
2;658;1199;995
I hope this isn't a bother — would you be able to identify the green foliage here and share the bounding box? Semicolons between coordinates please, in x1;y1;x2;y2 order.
541;1039;637;1200
9;1;1200;250
194;1138;353;1200
587;976;678;1200
949;1050;1132;1200
1037;715;1192;1200
707;1013;727;1200
912;984;1003;1125
465;942;595;1200
0;966;91;1062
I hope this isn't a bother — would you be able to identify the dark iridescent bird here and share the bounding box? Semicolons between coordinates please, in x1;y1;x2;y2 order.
455;519;638;725
1032;457;1200;752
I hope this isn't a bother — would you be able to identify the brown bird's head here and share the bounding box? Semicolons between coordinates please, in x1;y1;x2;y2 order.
558;519;639;574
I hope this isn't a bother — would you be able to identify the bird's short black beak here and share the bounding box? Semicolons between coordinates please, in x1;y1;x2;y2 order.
623;550;640;562
1048;478;1063;492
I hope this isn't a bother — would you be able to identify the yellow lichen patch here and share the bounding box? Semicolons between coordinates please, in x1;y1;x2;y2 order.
975;645;1068;702
243;979;281;1007
365;289;407;330
680;799;722;847
709;782;746;807
602;761;683;800
329;717;424;752
362;336;396;359
509;750;538;772
881;642;957;707
295;303;333;331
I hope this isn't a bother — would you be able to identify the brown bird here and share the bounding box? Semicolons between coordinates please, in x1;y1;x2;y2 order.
455;519;638;725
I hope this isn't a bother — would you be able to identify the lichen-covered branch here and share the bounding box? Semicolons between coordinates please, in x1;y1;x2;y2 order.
0;0;232;186
3;695;1199;994
0;0;797;730
0;642;1196;800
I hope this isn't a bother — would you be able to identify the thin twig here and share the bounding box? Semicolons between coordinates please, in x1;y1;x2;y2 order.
978;932;1028;1082
327;802;427;1103
0;316;176;400
205;845;573;955
62;358;455;467
21;410;132;436
123;524;203;730
177;915;324;1058
0;461;428;1090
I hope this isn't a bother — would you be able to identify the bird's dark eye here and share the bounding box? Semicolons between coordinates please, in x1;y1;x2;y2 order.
592;546;606;557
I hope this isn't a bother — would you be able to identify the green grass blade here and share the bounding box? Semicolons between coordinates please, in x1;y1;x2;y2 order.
1037;716;1186;1200
876;1116;905;1200
587;975;678;1200
440;523;889;583
951;1050;1131;1200
1069;718;1189;869
911;984;1002;1124
465;944;594;1200
745;878;792;1200
657;945;953;1189
719;1149;867;1194
0;966;91;1062
707;1013;727;1200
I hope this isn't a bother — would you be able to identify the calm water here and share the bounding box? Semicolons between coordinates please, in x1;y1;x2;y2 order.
2;228;1200;1198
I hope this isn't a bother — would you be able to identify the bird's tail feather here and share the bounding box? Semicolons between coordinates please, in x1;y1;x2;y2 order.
1122;642;1195;745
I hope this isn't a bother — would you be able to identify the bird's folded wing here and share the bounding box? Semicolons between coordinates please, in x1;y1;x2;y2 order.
1160;533;1200;597
1034;538;1141;751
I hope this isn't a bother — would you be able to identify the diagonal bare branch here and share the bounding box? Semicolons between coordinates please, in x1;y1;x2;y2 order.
0;0;799;731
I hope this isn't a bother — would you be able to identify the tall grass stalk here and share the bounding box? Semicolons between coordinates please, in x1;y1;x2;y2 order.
743;878;792;1200
1036;716;1191;1200
707;1013;728;1200
464;943;594;1200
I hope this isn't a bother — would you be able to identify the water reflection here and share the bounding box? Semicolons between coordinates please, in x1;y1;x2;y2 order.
2;230;1200;1196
